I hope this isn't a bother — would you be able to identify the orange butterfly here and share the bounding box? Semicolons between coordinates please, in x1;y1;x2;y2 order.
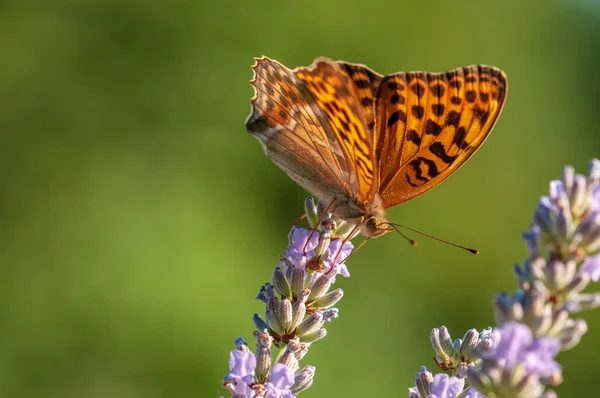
246;57;507;239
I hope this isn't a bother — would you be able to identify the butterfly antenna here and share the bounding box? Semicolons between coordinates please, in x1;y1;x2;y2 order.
387;223;479;254
337;236;370;266
385;223;419;247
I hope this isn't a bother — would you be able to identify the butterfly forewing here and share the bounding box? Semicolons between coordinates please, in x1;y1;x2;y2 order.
375;65;508;207
295;60;377;201
246;57;359;200
335;61;383;134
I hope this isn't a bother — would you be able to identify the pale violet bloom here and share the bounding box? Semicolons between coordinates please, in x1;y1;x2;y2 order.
467;322;561;397
224;350;256;397
264;364;294;398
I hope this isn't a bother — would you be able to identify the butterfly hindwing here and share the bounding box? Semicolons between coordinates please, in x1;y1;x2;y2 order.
375;65;508;207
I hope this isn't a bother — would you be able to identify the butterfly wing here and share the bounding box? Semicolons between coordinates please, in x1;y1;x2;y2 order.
334;61;383;134
374;65;508;207
246;57;380;203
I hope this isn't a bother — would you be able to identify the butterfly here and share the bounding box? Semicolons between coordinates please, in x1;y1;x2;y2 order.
245;56;507;238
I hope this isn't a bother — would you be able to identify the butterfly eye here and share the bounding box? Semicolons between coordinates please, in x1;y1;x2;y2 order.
365;216;378;230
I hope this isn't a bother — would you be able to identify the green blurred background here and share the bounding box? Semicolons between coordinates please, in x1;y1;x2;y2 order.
2;0;600;396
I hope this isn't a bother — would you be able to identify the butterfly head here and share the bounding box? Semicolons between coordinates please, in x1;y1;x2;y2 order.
362;215;394;238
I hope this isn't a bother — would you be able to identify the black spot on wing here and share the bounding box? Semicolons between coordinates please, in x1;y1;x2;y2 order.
465;91;476;103
424;120;442;136
430;84;445;97
391;93;405;104
429;142;457;165
445;110;461;127
449;80;461;89
473;106;490;124
410;83;425;97
411;105;424;119
361;97;373;107
453;127;468;149
388;110;407;127
406;129;421;146
431;104;445;116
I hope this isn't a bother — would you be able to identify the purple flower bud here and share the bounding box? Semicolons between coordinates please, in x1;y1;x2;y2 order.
296;312;324;337
289;290;308;332
235;337;249;351
272;267;291;299
304;196;319;228
291;365;315;394
307;273;333;301
255;330;273;383
310;288;344;309
322;308;339;322
253;314;269;332
256;283;276;303
279;299;293;332
301;328;327;343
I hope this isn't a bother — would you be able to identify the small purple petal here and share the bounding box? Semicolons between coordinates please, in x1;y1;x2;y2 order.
225;350;256;384
589;159;600;182
488;322;533;368
590;185;600;213
323;239;353;278
538;196;557;212
322;308;339;322
461;386;486;398
525;337;562;377
428;373;464;398
264;364;294;398
285;227;318;263
582;254;600;282
230;380;254;396
549;180;566;201
486;322;561;378
225;350;256;396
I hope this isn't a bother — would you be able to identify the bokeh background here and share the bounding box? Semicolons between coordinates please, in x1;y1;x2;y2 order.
2;0;600;396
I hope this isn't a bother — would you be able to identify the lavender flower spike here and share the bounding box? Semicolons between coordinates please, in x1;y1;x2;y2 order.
531;159;600;262
223;197;357;397
467;322;562;398
411;161;600;398
430;326;491;376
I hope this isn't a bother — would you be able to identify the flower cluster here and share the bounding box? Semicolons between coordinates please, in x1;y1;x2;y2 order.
222;160;600;397
409;159;600;398
223;198;355;397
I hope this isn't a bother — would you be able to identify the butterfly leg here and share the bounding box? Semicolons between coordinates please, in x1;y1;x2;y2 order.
291;213;307;228
327;220;362;275
302;198;337;256
337;236;370;265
